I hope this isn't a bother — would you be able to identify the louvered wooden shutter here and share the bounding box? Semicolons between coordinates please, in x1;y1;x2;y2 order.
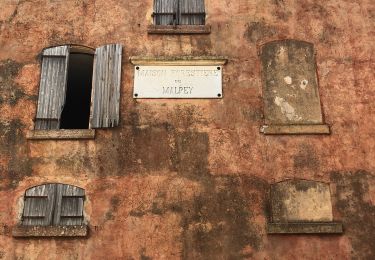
90;44;122;128
53;184;85;226
22;184;56;226
179;0;205;25
154;0;178;25
35;46;69;130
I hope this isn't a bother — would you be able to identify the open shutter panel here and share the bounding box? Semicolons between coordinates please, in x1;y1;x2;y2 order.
22;184;56;226
179;0;205;25
35;46;69;130
90;44;122;128
53;184;85;226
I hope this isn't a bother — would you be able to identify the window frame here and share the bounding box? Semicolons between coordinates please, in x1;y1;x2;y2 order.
13;183;88;238
148;0;210;34
28;43;123;139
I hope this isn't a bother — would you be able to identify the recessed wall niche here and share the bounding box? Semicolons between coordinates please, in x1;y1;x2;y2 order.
267;179;343;234
260;40;330;135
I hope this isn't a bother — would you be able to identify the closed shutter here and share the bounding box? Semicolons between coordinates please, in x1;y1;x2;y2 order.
154;0;178;25
53;184;85;226
179;0;205;25
35;46;69;130
90;44;122;128
22;184;56;226
22;184;85;226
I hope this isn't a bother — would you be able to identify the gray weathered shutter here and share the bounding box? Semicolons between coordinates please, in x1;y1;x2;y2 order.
154;0;178;25
90;44;122;128
22;184;56;226
179;0;205;25
53;184;85;226
35;46;69;130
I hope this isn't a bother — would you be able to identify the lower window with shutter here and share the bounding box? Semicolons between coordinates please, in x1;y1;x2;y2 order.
12;184;88;237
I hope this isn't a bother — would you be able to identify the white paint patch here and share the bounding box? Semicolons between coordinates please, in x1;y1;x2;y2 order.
300;79;308;90
277;46;288;63
274;96;302;121
284;76;292;85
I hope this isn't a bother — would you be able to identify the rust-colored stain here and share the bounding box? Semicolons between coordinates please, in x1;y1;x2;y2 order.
0;0;374;259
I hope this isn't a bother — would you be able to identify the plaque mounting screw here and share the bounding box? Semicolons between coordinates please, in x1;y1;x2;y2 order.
217;93;222;97
136;66;140;70
217;67;221;70
134;93;138;97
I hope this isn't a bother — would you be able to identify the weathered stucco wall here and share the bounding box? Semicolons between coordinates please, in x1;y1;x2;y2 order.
0;0;374;259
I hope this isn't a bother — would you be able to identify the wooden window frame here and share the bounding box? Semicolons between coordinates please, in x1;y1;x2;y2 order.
148;0;210;34
13;183;88;238
29;44;123;140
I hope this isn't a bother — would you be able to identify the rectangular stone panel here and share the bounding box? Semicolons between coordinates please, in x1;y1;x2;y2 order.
261;40;324;125
270;180;333;222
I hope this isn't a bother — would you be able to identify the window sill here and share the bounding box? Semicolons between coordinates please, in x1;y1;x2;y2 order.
12;225;88;238
27;129;95;140
147;25;211;34
260;124;330;135
267;222;343;234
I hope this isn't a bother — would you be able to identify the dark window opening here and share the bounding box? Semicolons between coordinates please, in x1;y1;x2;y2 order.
60;53;94;129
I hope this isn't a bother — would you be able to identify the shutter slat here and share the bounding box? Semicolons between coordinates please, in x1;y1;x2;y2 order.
90;44;122;128
179;0;205;25
54;184;85;226
22;184;56;226
35;46;69;130
154;0;175;25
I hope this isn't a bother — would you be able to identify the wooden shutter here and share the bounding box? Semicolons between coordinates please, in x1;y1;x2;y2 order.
90;44;122;128
53;184;85;226
35;46;69;130
179;0;205;25
154;0;178;25
22;184;56;226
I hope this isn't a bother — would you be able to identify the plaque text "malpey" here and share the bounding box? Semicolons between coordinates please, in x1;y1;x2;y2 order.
133;66;222;99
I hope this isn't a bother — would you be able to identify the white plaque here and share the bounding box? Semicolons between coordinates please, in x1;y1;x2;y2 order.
133;66;222;98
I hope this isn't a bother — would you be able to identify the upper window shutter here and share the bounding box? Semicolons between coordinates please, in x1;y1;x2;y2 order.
154;0;177;25
53;184;85;226
90;44;122;128
179;0;205;25
22;184;56;226
35;46;69;130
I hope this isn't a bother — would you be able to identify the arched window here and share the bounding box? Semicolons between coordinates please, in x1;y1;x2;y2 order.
35;44;122;130
21;183;85;226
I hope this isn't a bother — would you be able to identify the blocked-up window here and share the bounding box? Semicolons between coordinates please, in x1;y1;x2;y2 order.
153;0;205;25
22;183;85;226
260;40;330;135
35;44;122;130
267;179;343;234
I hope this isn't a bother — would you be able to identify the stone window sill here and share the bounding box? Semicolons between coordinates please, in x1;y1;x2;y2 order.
12;225;88;238
26;129;95;140
267;222;343;234
147;25;211;34
260;124;330;135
